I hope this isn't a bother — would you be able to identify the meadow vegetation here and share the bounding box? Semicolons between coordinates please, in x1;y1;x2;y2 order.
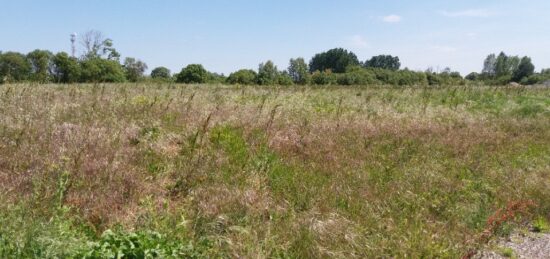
0;83;549;258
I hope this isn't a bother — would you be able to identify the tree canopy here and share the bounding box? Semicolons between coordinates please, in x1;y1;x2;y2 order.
176;64;209;84
309;48;359;73
150;67;171;80
364;55;401;71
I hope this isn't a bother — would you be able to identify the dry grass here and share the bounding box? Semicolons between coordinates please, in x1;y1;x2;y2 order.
0;83;549;257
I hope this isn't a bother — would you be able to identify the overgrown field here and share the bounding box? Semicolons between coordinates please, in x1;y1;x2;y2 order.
0;83;549;258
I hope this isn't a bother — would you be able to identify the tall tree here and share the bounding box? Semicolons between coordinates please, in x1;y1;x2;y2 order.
288;58;309;85
52;52;81;83
482;54;497;76
512;57;535;82
0;52;31;83
309;48;359;73
364;55;401;71
257;60;279;85
27;49;53;83
80;30;120;61
123;57;148;82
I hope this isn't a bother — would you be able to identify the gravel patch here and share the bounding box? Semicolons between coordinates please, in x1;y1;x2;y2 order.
477;232;550;259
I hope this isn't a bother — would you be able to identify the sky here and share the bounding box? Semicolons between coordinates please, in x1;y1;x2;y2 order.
1;0;549;76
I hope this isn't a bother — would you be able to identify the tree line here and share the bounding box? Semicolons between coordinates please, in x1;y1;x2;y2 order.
1;31;549;86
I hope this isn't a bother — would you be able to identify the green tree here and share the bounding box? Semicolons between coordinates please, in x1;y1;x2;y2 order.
257;61;279;85
150;67;171;79
27;49;53;83
227;69;257;85
364;55;400;71
123;57;148;82
80;58;126;83
80;30;120;61
494;52;520;77
512;57;535;82
0;52;31;83
277;71;294;86
176;64;208;84
288;58;309;85
52;52;81;83
482;54;497;76
466;72;480;81
309;48;359;73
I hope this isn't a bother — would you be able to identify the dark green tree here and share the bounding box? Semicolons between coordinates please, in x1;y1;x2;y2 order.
512;57;535;82
27;49;53;83
150;67;171;79
364;55;401;71
227;69;257;85
288;58;309;85
257;61;279;85
0;52;31;83
309;48;359;73
176;64;208;84
123;57;148;82
79;58;126;83
494;52;520;77
52;52;81;83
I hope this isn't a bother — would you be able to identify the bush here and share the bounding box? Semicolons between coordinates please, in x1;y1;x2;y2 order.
227;69;257;85
176;64;208;84
311;70;337;85
150;67;171;80
336;66;378;85
79;58;126;83
277;72;294;86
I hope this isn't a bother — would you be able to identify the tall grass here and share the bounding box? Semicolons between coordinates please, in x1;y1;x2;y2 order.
0;83;549;257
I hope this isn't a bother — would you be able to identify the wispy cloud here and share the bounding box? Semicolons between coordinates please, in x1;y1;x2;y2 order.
439;9;495;18
382;14;402;23
347;35;369;49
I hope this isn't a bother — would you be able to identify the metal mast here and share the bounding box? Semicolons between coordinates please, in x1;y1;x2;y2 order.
70;33;77;58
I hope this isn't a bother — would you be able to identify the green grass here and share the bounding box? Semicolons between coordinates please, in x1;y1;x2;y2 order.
0;83;549;258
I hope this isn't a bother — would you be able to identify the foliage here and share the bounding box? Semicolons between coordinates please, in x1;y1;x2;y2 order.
227;69;257;85
176;64;209;84
512;57;535;82
288;57;310;85
478;52;538;85
81;30;120;61
79;58;126;83
0;52;31;83
257;60;279;85
150;66;171;80
309;48;360;73
364;55;401;71
311;70;337;85
123;57;148;82
51;52;81;83
277;71;294;86
79;230;200;258
27;49;53;83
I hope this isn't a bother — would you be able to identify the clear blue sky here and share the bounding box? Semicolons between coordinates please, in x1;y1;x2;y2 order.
1;0;549;75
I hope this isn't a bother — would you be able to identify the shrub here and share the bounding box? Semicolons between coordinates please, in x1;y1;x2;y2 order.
227;69;257;85
79;58;126;83
176;64;208;84
311;70;337;85
151;67;171;80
